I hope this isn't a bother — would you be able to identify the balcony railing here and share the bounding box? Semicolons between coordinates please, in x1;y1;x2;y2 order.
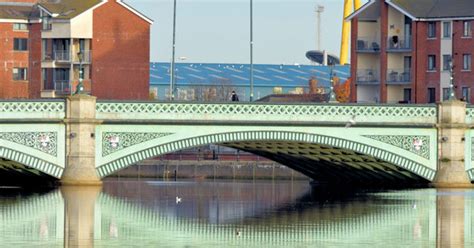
387;36;412;52
73;50;92;63
356;37;380;53
54;80;72;94
356;69;380;84
386;69;411;84
53;50;71;62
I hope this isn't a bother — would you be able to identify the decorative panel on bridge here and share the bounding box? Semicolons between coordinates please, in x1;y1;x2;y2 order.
95;102;438;181
96;102;437;125
466;106;474;181
0;100;65;120
0;101;66;178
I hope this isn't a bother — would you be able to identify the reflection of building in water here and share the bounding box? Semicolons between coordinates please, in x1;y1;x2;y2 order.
1;186;474;246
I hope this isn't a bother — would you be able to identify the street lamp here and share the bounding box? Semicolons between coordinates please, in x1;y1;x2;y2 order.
74;51;84;95
448;60;456;101
328;64;338;103
169;0;178;101
249;0;254;102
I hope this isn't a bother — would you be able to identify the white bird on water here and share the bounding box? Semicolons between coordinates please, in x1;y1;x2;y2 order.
176;196;182;204
345;115;356;128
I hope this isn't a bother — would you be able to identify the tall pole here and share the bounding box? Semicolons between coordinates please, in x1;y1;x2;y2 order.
448;61;456;100
249;0;254;102
316;5;324;51
169;0;177;101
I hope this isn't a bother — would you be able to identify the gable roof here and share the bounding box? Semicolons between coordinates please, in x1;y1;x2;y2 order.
0;2;37;20
388;0;474;20
38;0;152;23
348;0;474;21
38;0;103;19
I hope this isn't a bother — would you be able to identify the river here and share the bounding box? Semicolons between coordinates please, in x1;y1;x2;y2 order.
1;179;473;247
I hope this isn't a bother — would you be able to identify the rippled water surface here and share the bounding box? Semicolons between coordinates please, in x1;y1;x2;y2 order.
1;179;474;247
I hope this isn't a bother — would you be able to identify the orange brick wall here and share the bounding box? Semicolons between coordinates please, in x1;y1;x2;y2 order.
92;0;150;100
0;23;30;99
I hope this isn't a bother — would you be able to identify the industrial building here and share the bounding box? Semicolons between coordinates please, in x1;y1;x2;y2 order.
0;0;151;100
348;0;474;103
150;63;350;101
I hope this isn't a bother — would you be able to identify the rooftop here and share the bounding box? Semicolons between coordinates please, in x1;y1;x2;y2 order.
150;63;350;88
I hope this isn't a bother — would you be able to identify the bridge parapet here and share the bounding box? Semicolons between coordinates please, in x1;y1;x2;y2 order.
466;106;474;124
0;100;65;120
96;102;437;125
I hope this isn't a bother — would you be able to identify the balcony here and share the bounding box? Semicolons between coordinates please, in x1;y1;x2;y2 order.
356;37;380;53
386;69;411;84
42;79;92;97
73;50;92;64
386;36;412;52
53;50;71;62
356;69;380;85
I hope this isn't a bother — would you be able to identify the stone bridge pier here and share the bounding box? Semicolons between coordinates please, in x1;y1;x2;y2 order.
61;95;102;186
433;101;471;188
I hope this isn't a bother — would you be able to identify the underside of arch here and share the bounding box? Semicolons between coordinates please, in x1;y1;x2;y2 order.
0;146;63;179
225;141;429;185
97;131;435;183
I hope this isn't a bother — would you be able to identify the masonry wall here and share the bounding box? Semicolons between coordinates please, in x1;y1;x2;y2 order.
0;23;29;99
453;20;474;103
414;21;441;103
92;0;150;100
28;23;42;99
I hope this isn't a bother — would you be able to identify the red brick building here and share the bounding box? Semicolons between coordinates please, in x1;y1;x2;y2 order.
0;0;152;100
348;0;474;104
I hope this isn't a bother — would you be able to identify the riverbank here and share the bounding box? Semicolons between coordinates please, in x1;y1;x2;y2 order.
110;160;309;180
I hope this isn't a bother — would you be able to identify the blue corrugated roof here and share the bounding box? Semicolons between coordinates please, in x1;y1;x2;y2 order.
150;62;350;88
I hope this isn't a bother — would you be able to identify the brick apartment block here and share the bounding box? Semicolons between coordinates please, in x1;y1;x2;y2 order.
0;0;152;100
348;0;474;104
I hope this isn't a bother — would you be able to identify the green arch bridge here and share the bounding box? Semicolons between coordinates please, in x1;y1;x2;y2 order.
1;95;473;187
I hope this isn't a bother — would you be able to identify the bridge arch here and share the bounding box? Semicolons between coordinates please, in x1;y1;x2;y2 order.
96;129;436;183
0;146;63;178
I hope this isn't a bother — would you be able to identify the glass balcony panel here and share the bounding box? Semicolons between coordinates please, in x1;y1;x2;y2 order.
387;35;412;51
386;69;411;84
356;69;380;84
356;37;381;53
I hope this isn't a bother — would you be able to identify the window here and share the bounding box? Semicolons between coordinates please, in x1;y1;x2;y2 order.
462;87;470;103
428;55;436;71
463;54;472;70
443;22;451;38
42;16;52;30
13;68;27;81
403;88;412;103
13;38;27;51
443;88;450;101
13;23;28;31
443;55;452;71
428;87;436;103
463;21;472;37
428;22;436;38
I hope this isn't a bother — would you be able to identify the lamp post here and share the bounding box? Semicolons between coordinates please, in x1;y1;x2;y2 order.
249;0;254;102
169;0;177;101
448;60;456;101
74;51;84;95
328;64;337;102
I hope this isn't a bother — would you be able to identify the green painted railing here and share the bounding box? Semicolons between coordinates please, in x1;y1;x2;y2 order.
0;100;65;120
96;101;437;125
466;106;474;124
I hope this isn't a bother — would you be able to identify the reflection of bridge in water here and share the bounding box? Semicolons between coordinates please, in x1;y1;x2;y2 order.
1;182;473;247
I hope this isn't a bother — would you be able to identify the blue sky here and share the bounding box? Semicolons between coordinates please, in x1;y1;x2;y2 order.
127;0;364;64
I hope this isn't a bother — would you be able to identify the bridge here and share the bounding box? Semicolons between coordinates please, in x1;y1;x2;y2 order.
0;95;473;187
